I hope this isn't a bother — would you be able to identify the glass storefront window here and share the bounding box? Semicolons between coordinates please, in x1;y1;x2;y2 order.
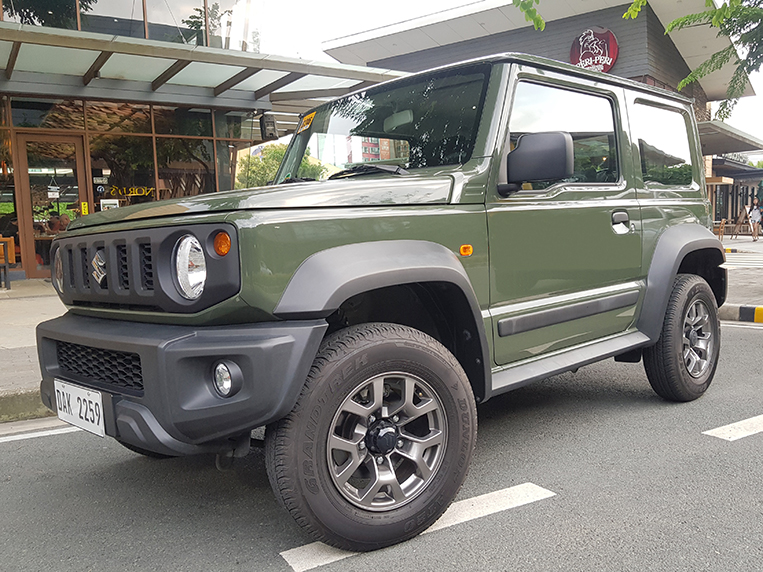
156;137;215;200
217;140;266;191
80;0;145;38
0;96;8;127
153;105;213;136
24;140;80;270
208;0;261;52
86;102;152;133
0;131;18;263
11;99;85;130
89;135;156;210
146;0;206;45
213;110;259;139
2;0;78;29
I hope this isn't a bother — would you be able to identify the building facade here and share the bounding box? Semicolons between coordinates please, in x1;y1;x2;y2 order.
0;0;403;279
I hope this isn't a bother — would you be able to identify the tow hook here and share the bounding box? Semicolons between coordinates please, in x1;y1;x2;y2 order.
215;432;251;471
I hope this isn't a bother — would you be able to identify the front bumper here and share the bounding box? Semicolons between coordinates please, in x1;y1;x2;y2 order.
37;313;327;456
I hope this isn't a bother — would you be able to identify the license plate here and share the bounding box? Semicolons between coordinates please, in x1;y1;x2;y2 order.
54;379;105;437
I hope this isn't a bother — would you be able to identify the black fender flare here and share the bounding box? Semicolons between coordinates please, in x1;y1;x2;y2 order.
273;240;491;399
637;224;726;343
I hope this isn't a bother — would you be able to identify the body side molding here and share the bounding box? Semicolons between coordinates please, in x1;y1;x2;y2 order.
497;290;640;337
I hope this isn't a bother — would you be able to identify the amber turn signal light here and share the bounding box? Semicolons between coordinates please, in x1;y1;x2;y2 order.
214;231;231;256
459;244;473;256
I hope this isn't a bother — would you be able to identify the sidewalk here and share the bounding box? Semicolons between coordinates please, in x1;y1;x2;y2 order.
0;279;65;422
717;233;763;320
2;240;763;423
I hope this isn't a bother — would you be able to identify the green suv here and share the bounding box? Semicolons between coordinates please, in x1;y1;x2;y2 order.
37;53;725;551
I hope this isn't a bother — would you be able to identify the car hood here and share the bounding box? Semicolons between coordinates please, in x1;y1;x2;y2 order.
67;175;454;231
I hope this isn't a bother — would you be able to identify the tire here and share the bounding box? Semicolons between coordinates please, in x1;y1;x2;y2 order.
117;440;174;459
265;322;477;551
643;274;720;402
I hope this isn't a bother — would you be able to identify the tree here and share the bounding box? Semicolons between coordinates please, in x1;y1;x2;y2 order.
183;2;232;39
514;0;762;119
3;0;96;28
235;144;326;189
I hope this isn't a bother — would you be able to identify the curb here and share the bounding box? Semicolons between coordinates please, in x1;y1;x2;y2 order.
724;248;756;254
719;303;763;323
0;390;54;423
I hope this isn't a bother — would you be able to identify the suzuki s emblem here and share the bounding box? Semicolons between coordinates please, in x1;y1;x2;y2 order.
91;250;107;287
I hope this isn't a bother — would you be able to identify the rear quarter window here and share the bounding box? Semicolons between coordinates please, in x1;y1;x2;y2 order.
631;103;694;187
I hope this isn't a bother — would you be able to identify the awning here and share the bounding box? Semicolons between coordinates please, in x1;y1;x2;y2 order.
697;121;763;156
0;22;407;134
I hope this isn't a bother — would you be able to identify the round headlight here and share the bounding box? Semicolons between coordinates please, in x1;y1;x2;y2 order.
53;248;64;293
174;234;206;300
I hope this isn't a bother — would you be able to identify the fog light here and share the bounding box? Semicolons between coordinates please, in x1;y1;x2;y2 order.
212;361;243;398
214;363;233;396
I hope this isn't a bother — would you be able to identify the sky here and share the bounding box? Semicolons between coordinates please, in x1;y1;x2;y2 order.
254;0;763;163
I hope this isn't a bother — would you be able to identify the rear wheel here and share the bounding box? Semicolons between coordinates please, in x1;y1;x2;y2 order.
643;274;720;402
265;322;477;551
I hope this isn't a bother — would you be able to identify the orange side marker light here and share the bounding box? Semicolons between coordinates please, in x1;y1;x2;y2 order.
214;231;231;256
460;244;473;257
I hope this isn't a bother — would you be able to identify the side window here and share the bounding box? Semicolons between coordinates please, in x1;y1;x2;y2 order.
509;82;619;190
631;103;693;187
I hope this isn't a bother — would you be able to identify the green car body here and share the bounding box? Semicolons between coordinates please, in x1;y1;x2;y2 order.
37;53;725;549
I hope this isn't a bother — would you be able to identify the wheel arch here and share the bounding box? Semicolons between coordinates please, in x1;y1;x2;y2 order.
637;224;726;343
273;241;491;402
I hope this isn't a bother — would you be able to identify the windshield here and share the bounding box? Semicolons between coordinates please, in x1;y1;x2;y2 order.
274;64;491;184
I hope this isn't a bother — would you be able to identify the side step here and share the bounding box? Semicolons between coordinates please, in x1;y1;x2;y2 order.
489;331;651;398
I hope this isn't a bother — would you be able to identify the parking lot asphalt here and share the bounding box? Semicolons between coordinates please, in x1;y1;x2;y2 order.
2;322;762;572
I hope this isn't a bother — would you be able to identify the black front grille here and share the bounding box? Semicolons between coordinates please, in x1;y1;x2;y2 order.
51;223;239;313
116;245;129;290
139;243;154;291
80;248;90;290
57;341;144;392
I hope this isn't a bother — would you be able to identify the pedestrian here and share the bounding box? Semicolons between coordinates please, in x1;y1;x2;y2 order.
749;196;762;241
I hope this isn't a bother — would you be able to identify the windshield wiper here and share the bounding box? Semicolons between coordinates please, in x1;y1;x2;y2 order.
328;164;409;180
277;177;316;185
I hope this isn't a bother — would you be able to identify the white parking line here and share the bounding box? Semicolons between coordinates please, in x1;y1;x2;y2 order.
279;482;556;572
703;414;763;441
0;426;81;444
721;322;763;330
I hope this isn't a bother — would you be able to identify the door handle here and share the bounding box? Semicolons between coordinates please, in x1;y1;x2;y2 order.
612;211;629;225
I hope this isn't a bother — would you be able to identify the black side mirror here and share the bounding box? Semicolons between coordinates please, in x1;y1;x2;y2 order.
499;131;574;196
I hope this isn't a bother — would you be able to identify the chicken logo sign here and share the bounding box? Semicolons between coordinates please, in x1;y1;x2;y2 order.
570;27;619;73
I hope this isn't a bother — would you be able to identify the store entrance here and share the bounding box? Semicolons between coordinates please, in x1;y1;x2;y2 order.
15;134;89;279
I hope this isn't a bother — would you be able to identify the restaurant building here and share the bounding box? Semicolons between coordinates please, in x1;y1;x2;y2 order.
323;0;763;225
0;0;404;279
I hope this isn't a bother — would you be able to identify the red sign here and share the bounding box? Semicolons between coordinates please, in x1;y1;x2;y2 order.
570;27;619;73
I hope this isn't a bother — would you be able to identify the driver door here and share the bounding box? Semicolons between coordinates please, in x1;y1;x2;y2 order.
488;66;643;367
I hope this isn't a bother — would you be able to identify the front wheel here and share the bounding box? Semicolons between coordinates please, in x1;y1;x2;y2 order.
643;274;720;402
265;323;477;551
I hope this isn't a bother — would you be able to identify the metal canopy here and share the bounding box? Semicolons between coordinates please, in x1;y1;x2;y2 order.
698;121;763;156
0;22;407;121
